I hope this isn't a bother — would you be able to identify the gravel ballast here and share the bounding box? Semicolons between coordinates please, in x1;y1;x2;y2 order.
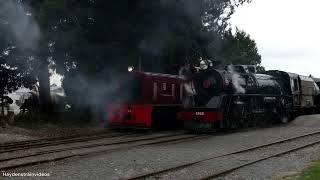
0;126;33;143
0;133;32;143
3;115;320;180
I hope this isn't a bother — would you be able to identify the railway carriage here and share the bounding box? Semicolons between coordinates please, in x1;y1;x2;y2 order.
266;71;320;115
107;70;186;129
312;77;320;88
312;77;320;108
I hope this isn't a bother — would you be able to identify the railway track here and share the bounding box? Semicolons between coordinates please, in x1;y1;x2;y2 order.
0;131;136;153
0;130;209;170
125;130;320;180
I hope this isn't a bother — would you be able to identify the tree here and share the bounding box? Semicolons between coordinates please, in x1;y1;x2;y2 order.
202;0;252;33
0;0;257;119
0;0;48;112
0;48;37;115
0;1;38;114
213;29;262;66
25;0;253;75
29;0;255;112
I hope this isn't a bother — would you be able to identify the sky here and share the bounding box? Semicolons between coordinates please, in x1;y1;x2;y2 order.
230;0;320;77
50;72;62;86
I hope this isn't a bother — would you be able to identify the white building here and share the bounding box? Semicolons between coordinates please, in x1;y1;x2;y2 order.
6;87;33;115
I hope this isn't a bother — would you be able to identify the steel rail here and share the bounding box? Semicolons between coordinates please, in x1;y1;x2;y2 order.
126;130;320;180
0;130;116;147
0;132;138;153
0;132;189;161
0;130;187;152
200;138;320;179
0;134;209;170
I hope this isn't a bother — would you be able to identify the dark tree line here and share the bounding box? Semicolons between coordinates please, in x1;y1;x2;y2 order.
0;0;261;115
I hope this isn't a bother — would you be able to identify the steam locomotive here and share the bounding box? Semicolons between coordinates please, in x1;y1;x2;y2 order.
107;69;186;129
177;61;320;131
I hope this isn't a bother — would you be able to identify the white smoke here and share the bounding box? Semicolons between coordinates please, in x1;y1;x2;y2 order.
228;65;246;94
232;73;246;94
1;1;40;50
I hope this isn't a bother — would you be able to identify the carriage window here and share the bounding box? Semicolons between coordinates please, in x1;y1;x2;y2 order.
162;83;167;91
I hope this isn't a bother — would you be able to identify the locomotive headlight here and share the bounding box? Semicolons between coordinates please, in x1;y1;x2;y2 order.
128;66;134;72
200;60;208;70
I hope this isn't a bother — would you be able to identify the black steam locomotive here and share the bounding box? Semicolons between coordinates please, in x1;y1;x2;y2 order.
177;62;320;131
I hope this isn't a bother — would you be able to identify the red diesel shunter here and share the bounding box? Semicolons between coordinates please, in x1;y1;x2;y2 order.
107;70;186;129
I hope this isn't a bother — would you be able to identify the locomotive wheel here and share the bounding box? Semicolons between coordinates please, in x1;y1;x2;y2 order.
259;112;271;127
240;108;250;128
232;104;249;129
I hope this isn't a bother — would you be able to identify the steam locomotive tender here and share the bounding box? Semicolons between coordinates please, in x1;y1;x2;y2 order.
178;64;320;131
107;70;186;129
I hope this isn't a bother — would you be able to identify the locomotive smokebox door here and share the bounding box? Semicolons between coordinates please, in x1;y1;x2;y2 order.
193;69;224;106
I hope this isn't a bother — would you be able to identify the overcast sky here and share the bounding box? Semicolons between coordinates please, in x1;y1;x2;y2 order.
231;0;320;77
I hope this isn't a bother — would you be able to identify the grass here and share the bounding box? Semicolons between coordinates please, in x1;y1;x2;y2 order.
283;160;320;180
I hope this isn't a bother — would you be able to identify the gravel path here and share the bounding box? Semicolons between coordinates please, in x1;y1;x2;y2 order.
3;115;320;180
